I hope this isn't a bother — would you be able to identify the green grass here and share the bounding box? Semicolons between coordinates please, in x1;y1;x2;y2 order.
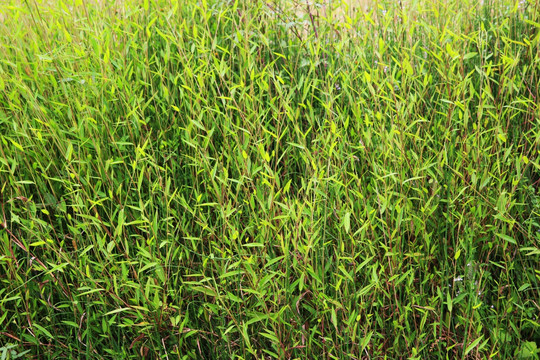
0;0;539;358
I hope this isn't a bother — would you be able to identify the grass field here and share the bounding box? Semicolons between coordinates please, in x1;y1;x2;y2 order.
0;0;539;358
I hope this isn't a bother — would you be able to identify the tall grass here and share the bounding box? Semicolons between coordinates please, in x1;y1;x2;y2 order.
0;0;539;358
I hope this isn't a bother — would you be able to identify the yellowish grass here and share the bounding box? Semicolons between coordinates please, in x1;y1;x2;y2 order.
279;0;372;22
271;0;401;38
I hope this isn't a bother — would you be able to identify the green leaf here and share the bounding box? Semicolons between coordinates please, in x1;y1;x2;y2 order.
331;308;338;330
464;335;484;356
104;307;132;316
30;241;47;247
8;137;23;151
517;341;539;359
245;312;271;326
343;212;351;234
115;208;125;237
33;323;54;340
191;286;217;297
61;321;80;328
496;233;516;245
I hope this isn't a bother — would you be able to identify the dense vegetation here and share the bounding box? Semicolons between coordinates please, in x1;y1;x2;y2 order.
0;0;539;358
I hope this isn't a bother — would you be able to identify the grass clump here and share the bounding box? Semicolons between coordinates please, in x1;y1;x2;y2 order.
0;0;539;358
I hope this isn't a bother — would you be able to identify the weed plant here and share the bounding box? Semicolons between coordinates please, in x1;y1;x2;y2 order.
0;0;539;358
